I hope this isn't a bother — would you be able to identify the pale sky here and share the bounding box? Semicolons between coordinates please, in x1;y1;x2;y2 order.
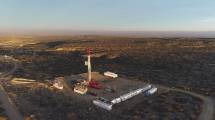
0;0;215;32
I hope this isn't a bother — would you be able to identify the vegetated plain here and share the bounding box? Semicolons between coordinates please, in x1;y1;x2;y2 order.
1;36;214;96
0;35;214;120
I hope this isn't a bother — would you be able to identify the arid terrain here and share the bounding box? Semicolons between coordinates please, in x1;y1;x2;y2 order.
0;35;214;120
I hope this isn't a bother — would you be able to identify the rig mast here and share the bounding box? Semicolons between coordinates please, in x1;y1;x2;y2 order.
87;48;92;82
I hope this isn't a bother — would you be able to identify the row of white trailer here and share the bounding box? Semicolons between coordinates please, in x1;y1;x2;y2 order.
93;85;157;111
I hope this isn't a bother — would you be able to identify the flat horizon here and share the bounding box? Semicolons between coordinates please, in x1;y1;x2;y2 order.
1;30;215;38
1;1;215;33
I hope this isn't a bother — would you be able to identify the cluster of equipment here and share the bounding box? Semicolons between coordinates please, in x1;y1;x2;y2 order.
53;77;64;90
53;48;158;111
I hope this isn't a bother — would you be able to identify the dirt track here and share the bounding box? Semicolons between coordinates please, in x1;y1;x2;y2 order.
0;56;23;120
156;85;214;120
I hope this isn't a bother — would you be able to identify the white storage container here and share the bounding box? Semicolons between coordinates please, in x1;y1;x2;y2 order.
104;71;118;78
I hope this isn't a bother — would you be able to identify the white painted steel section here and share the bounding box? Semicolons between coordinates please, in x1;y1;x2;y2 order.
88;54;92;82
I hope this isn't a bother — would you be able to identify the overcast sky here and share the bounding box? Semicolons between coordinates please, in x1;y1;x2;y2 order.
1;0;215;32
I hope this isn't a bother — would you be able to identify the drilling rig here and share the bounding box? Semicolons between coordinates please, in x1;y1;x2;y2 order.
74;48;101;94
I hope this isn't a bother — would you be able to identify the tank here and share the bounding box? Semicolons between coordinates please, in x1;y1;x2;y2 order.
144;87;157;96
93;97;113;111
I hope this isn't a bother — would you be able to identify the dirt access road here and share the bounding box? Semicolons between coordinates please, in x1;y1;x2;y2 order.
155;85;214;120
0;55;23;120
